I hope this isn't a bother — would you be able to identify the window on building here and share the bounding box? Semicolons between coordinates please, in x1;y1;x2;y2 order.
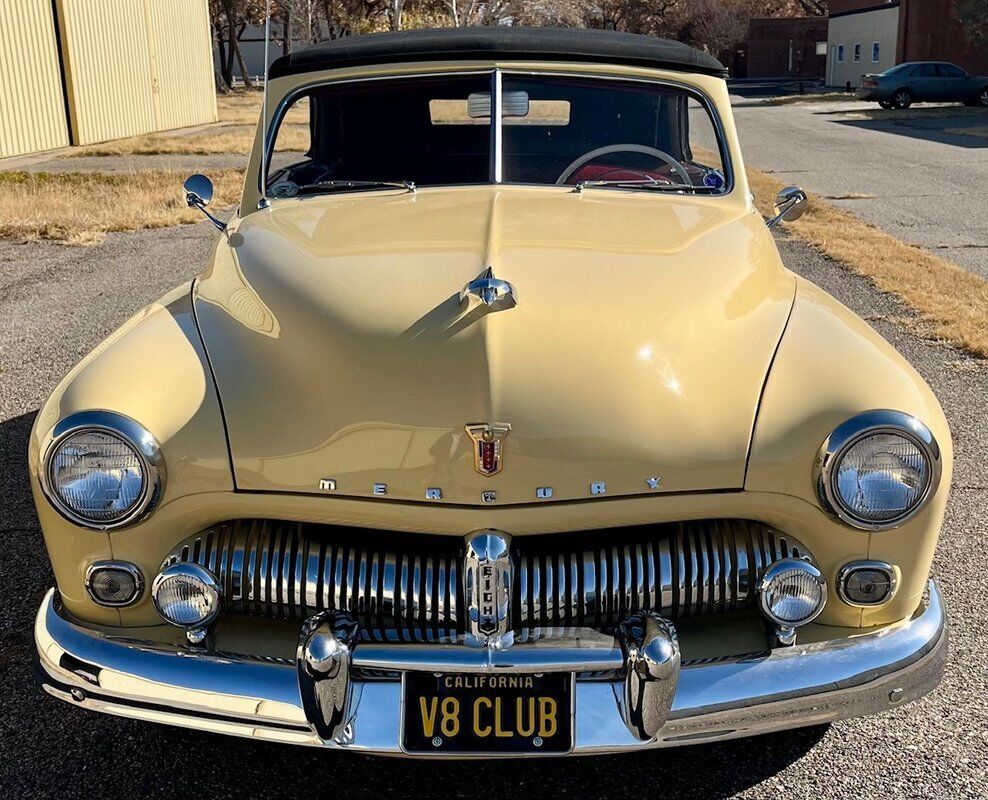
872;42;880;63
853;43;862;63
837;44;844;63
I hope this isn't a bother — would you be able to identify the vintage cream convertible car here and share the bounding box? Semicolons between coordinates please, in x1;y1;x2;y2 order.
33;28;948;757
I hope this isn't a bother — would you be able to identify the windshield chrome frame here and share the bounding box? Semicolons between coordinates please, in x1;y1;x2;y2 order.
259;66;734;203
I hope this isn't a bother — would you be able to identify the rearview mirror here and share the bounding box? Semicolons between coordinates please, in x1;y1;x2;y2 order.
767;186;807;228
466;91;531;118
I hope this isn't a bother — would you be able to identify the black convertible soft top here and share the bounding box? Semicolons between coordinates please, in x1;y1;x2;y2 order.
268;27;728;80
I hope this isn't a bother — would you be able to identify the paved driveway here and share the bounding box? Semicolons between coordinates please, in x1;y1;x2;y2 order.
732;100;988;279
1;224;986;798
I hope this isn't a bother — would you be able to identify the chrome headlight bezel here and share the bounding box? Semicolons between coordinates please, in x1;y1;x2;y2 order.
817;410;941;532
757;558;828;628
40;410;164;531
151;563;222;630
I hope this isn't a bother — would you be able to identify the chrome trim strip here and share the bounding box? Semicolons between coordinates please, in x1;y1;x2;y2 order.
35;581;947;755
817;409;942;531
39;410;164;531
491;68;503;183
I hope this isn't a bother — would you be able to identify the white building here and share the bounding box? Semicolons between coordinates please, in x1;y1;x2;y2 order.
826;1;901;88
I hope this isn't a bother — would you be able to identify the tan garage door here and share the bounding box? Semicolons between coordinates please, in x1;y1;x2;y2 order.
0;0;71;158
146;0;218;131
56;0;217;146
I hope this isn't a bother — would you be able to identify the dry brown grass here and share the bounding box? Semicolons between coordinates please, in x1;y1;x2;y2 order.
0;170;244;245
216;90;308;126
746;167;988;358
762;92;855;106
67;93;308;157
69;124;309;157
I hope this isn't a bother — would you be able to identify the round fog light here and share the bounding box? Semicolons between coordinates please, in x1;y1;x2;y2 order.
758;559;827;638
838;561;896;606
86;561;143;606
151;563;221;629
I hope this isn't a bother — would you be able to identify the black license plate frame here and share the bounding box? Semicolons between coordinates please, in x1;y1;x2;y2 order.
400;671;574;756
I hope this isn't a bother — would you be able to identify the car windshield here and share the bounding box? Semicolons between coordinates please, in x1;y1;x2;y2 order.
879;64;913;77
265;72;729;195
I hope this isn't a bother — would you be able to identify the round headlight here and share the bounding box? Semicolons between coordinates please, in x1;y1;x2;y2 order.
152;563;221;629
819;411;941;531
758;558;827;628
41;412;162;530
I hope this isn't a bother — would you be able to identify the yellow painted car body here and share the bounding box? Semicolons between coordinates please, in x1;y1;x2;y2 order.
30;36;949;752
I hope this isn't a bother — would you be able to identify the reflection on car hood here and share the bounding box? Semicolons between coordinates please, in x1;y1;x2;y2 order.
194;185;795;505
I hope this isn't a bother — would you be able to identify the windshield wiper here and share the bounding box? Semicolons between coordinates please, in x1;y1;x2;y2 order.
296;180;416;195
574;179;716;194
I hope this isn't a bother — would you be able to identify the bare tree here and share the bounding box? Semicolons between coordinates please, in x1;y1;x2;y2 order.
384;0;405;29
579;0;679;34
956;0;988;44
210;0;266;87
444;0;512;26
675;0;746;54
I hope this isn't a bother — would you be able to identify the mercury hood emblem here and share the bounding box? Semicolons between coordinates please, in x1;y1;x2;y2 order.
460;267;516;310
465;422;511;476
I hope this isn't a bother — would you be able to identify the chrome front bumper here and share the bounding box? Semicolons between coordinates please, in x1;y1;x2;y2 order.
35;582;946;756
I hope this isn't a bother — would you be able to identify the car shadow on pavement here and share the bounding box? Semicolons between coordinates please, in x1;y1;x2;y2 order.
1;408;828;798
830;118;988;149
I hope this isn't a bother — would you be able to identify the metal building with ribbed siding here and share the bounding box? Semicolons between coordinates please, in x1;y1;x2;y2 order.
0;0;71;158
0;0;217;158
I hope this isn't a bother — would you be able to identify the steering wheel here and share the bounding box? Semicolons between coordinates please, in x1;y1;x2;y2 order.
556;144;692;186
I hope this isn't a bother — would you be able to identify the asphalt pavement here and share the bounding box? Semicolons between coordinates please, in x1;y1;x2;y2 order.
732;99;988;279
0;221;986;799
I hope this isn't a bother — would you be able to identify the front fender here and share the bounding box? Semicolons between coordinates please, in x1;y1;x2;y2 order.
29;283;232;624
746;277;952;627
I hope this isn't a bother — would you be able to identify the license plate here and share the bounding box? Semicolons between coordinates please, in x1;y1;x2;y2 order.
401;672;573;755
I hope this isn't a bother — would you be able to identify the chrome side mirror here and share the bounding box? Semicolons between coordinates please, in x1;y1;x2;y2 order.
183;174;225;231
767;186;807;228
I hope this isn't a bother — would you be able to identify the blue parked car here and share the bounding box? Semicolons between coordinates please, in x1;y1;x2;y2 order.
857;61;988;109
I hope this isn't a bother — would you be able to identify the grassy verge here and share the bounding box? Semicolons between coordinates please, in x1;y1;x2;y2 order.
67;92;308;157
69;125;308;157
746;167;988;358
0;170;244;245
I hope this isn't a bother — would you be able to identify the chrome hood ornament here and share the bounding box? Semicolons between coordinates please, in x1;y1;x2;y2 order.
460;267;516;310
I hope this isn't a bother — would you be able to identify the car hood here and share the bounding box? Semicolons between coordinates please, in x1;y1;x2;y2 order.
194;185;795;505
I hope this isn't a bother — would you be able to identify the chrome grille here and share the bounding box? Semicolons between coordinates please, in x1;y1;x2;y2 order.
512;520;806;631
164;521;462;642
165;519;809;638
